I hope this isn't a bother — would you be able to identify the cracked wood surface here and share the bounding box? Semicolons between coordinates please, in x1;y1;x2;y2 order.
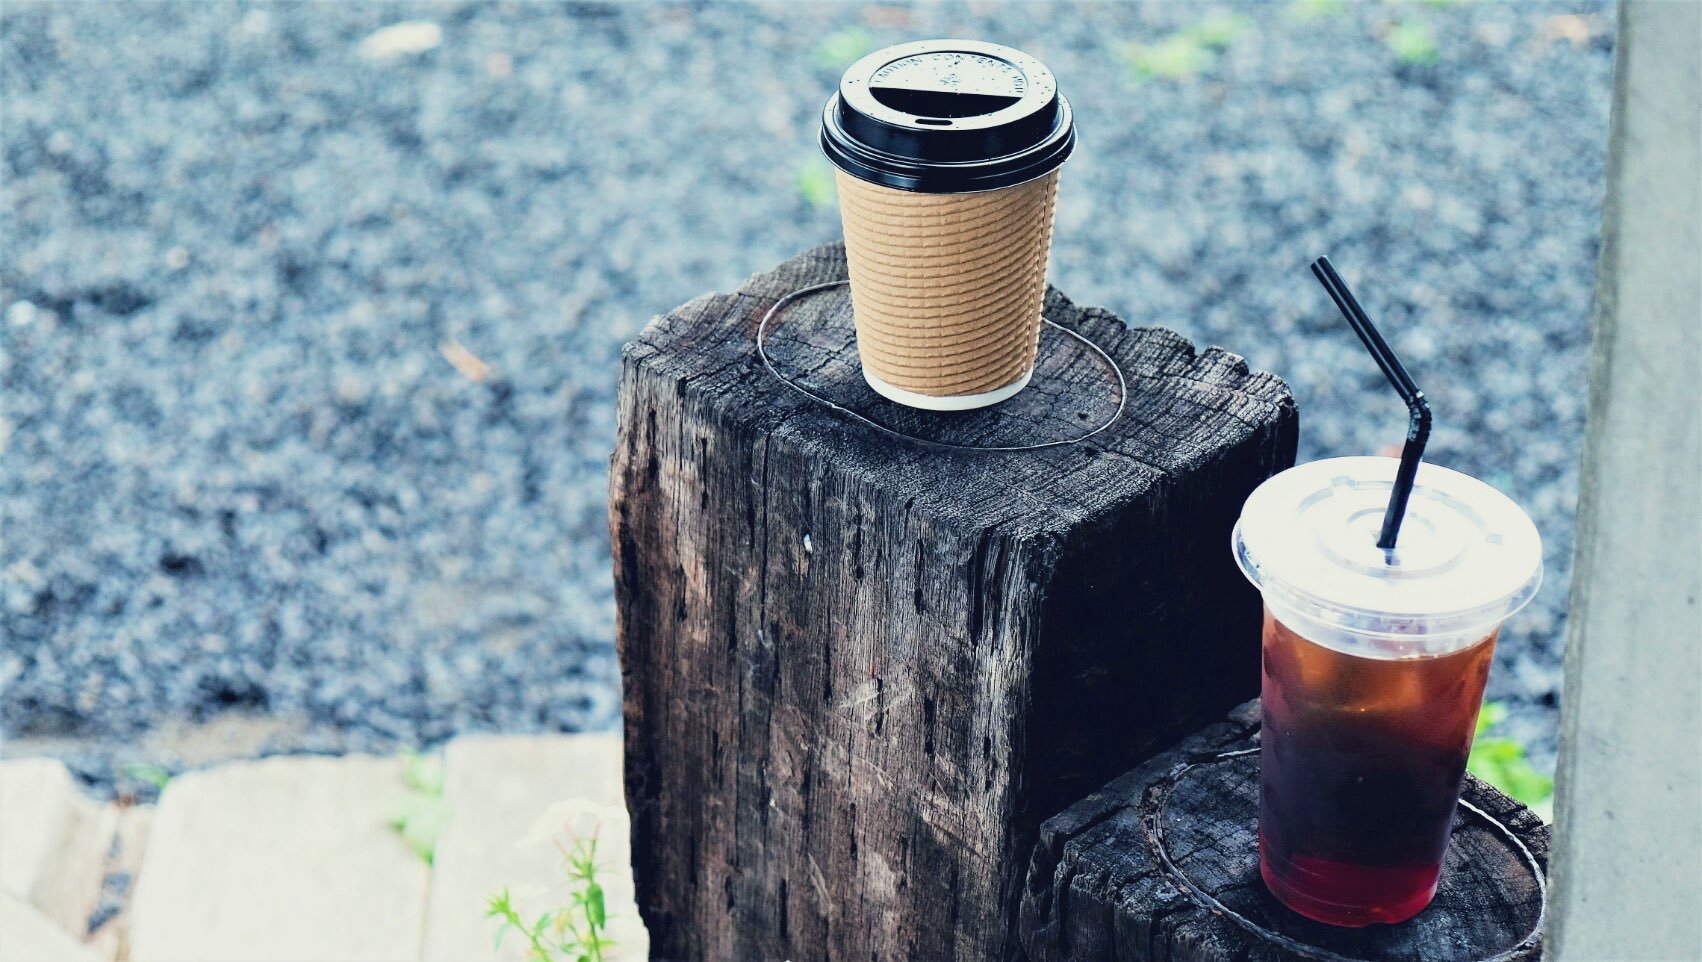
611;244;1297;960
1021;700;1550;962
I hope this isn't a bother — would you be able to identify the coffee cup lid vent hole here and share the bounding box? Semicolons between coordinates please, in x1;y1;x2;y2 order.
868;52;1027;118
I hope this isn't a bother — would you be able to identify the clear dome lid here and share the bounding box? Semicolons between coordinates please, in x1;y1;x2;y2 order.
1233;456;1543;656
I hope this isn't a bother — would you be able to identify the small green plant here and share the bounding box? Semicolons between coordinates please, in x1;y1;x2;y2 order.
1468;702;1554;821
387;751;448;864
488;800;621;961
1123;13;1250;82
1124;35;1213;82
121;760;172;791
1287;0;1347;20
812;27;875;72
796;158;838;210
1187;11;1251;49
1385;19;1440;65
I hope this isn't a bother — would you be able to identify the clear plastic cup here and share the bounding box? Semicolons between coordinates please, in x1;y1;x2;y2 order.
1232;456;1543;926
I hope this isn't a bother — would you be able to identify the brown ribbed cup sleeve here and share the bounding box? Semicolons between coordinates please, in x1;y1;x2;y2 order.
835;169;1060;398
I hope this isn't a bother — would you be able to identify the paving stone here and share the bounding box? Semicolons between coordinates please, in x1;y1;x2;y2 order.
0;759;118;941
421;734;647;961
1;892;102;962
127;756;428;962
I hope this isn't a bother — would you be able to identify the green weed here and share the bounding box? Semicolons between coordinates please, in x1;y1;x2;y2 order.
1187;12;1252;49
1123;13;1250;82
489;807;617;961
1288;0;1348;20
1468;702;1555;821
1386;19;1441;65
797;158;838;210
121;761;172;791
387;751;448;864
812;27;875;72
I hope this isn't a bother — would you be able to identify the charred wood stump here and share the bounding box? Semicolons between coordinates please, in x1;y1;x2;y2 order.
1020;700;1550;962
610;244;1297;960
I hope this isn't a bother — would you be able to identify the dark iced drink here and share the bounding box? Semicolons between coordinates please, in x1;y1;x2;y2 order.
1233;456;1543;927
1259;609;1496;926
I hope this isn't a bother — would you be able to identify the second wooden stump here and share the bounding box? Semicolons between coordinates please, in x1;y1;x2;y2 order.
611;245;1297;959
1020;701;1550;962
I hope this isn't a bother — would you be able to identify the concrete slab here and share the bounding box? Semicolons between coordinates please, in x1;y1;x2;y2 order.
126;755;429;962
420;734;647;961
1551;2;1702;959
0;892;101;962
0;758;118;940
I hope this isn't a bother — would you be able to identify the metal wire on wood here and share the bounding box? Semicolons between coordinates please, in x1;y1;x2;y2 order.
1140;745;1547;962
755;280;1127;454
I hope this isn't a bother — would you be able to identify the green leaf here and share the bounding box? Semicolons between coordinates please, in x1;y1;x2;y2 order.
1182;12;1250;50
1475;701;1508;737
1467;706;1555;811
387;794;424;829
403;752;444;796
1503;765;1554;805
121;761;172;790
1123;12;1250;83
390;753;450;864
796;160;837;210
812;27;875;72
1123;35;1215;82
1386;19;1440;66
393;796;450;864
586;882;606;929
1288;0;1347;20
1476;738;1524;763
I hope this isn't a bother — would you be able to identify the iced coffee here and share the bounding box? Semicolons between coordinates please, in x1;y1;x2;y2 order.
1234;456;1542;926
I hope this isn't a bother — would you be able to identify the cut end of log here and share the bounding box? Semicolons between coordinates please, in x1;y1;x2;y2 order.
1021;699;1550;962
613;245;1298;959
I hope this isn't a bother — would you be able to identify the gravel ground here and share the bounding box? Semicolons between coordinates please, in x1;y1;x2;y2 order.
1;2;1613;792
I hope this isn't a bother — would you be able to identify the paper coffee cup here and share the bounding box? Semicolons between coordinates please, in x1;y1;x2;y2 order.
820;40;1075;410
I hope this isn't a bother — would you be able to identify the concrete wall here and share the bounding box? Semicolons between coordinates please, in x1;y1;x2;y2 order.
1549;2;1702;958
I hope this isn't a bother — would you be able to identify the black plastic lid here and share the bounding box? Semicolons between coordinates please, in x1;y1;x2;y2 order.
820;40;1075;194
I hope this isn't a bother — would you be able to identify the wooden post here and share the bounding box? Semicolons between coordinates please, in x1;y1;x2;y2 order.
610;244;1297;960
1550;2;1702;957
1021;700;1550;962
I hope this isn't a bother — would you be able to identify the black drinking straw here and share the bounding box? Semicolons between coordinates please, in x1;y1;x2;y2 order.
1311;256;1432;551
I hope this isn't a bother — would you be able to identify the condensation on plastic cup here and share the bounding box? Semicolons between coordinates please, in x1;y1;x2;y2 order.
1232;456;1544;658
1232;455;1545;927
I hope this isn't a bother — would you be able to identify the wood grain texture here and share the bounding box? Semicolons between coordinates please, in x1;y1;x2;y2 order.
1021;700;1550;962
611;244;1297;961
